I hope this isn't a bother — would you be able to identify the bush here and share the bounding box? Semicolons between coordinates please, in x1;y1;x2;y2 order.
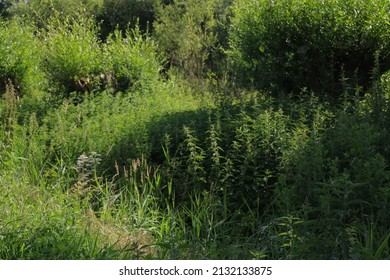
8;0;157;39
39;14;163;96
0;18;44;96
229;0;390;94
40;15;104;95
103;27;162;93
8;0;103;28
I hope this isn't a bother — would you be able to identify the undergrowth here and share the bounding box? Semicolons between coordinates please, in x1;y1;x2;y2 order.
1;1;389;260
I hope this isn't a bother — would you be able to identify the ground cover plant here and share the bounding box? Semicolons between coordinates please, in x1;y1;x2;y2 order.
0;0;389;259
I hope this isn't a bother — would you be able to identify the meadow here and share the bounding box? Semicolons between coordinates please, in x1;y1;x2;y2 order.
0;0;389;259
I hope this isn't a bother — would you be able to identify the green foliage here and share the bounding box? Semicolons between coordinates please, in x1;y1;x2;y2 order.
229;0;390;94
153;0;231;79
8;0;104;27
39;15;104;94
7;0;158;40
36;79;205;179
38;14;162;96
0;80;19;143
98;0;156;38
0;18;44;95
271;91;390;258
103;27;161;93
0;0;12;18
382;71;390;92
2;0;390;260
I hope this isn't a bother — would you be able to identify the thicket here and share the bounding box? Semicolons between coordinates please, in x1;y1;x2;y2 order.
5;0;103;27
153;0;232;79
229;0;390;94
0;18;44;96
1;0;390;260
98;0;156;38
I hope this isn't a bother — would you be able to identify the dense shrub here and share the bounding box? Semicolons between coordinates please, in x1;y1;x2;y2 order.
229;0;390;94
39;13;162;96
39;16;104;95
7;0;103;28
0;18;44;96
6;0;157;39
103;28;162;93
271;92;390;259
153;0;232;79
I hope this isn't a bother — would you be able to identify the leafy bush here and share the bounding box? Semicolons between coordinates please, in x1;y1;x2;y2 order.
0;18;44;96
103;27;162;93
39;14;163;96
40;15;104;95
8;0;103;28
8;0;157;39
229;0;390;94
